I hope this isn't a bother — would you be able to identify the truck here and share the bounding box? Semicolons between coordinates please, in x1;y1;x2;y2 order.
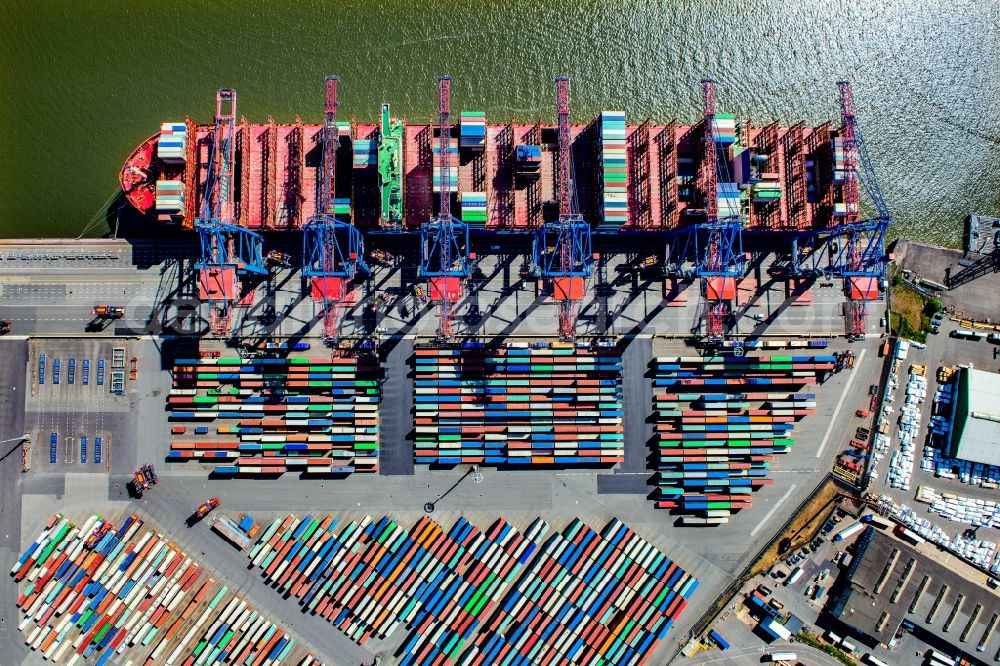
195;497;221;519
785;567;804;586
834;522;865;542
766;653;797;663
707;629;729;650
211;515;251;550
760;618;792;641
133;463;158;493
91;305;125;319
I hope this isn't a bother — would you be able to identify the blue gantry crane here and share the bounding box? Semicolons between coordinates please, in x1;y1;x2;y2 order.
302;75;369;343
534;76;594;340
663;79;745;342
195;89;266;337
419;75;471;341
788;81;890;340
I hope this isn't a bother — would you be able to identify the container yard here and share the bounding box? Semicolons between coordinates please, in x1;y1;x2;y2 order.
413;346;624;466
166;355;380;476
242;512;697;665
0;72;905;666
651;353;835;521
10;513;323;666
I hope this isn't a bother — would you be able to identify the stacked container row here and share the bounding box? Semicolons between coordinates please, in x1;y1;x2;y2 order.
432;139;459;193
412;347;624;466
353;139;377;169
598;111;628;228
463;517;698;666
245;513;545;656
166;355;380;475
459;112;487;151
157;122;187;162
460;192;488;225
652;355;834;522
10;513;321;666
155;180;185;220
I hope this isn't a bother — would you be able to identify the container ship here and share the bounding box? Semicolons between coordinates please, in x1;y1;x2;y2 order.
119;84;856;235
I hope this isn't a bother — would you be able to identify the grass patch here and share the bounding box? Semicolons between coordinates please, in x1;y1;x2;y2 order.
749;478;840;577
891;280;942;343
795;630;858;665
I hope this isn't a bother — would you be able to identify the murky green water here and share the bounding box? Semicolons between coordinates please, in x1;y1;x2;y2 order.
1;0;997;245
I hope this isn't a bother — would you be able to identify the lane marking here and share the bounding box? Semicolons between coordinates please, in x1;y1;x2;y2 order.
815;348;866;459
751;482;798;538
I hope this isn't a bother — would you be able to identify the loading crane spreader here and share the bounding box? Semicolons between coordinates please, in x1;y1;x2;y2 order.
302;75;369;343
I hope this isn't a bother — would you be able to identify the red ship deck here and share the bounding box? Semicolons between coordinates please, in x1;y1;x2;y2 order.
121;116;840;233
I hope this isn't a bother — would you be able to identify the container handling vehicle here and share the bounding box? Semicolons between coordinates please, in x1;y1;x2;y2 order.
132;463;158;494
91;305;125;319
195;497;221;519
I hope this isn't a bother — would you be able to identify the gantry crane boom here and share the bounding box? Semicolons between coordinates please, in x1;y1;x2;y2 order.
195;88;265;338
302;76;368;343
837;81;889;340
533;76;593;340
418;76;470;342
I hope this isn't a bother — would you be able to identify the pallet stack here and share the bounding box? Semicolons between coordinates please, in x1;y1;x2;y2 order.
10;513;321;666
166;356;380;476
413;347;624;466
463;518;698;665
652;355;833;523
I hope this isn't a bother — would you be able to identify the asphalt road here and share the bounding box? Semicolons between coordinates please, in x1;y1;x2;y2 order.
0;340;31;666
0;239;885;340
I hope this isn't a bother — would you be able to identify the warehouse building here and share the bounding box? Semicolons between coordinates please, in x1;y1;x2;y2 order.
948;368;1000;466
828;529;1000;655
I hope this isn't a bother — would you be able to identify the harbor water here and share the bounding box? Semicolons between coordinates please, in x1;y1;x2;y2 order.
0;0;997;245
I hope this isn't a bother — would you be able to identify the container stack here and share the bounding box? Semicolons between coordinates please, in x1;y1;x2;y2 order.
710;114;737;144
459;112;487;151
515;145;542;180
651;355;834;523
464;518;699;666
10;513;321;665
599;111;628;228
413;346;624;466
352;139;377;169
717;182;741;218
166;356;380;475
832;137;846;183
751;180;782;203
333;198;351;218
432;139;459;193
157;122;187;162
155;180;185;221
246;513;546;650
242;513;694;663
461;192;488;225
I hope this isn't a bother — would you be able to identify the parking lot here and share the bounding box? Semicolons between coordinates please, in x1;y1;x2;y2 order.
25;339;135;472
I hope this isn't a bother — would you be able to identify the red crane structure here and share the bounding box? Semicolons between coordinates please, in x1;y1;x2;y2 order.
302;76;368;343
839;81;868;340
418;76;471;341
195;89;265;338
534;76;593;340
